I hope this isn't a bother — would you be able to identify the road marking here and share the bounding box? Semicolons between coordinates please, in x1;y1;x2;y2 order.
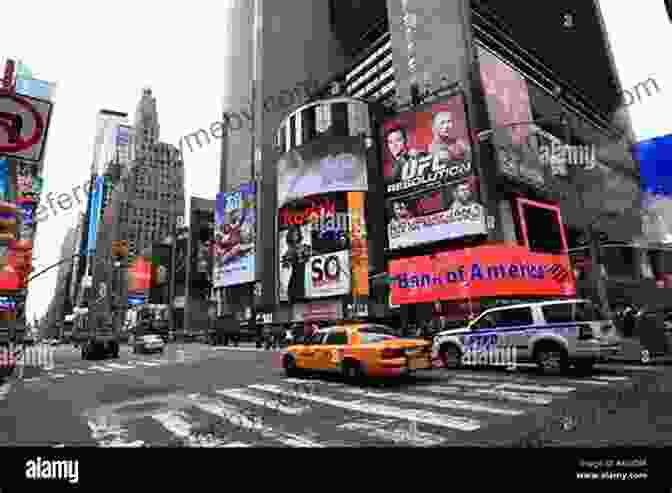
222;441;252;447
561;379;610;386
133;361;161;367
449;379;494;388
188;394;326;447
422;385;554;406
49;374;67;379
338;419;446;447
216;388;311;415
103;363;136;370
250;384;482;432
330;385;523;416
70;369;92;375
22;377;41;383
494;383;575;394
593;376;630;381
87;418;144;447
88;365;116;372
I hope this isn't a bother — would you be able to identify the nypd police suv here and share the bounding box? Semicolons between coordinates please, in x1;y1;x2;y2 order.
432;299;621;373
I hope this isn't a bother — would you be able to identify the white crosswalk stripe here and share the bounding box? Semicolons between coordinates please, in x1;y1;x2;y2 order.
134;361;161;367
79;369;635;447
216;388;311;415
103;363;136;370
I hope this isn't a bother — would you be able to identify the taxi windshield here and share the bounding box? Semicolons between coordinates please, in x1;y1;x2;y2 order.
359;333;397;343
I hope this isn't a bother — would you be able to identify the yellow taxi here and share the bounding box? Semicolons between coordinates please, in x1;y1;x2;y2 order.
282;323;433;381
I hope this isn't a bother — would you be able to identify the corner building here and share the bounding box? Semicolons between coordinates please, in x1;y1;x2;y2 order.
218;0;643;331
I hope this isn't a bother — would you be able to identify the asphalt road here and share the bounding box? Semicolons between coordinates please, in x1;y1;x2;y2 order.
1;342;671;447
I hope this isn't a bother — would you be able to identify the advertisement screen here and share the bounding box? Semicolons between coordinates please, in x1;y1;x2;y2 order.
387;178;487;249
478;47;544;188
86;176;104;255
212;182;257;288
389;244;575;305
277;136;368;208
0;159;9;202
278;193;352;302
634;134;672;243
381;93;474;196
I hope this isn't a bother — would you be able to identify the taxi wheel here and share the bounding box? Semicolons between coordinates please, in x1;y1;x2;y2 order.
342;360;364;384
283;354;301;377
440;345;462;369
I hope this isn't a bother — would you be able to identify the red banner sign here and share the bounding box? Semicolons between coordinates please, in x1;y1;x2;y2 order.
389;244;575;305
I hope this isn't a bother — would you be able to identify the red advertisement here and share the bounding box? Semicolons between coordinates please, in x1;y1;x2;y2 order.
389;244;575;305
381;93;474;196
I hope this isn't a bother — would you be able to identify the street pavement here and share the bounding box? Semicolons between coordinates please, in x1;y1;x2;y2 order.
1;342;671;447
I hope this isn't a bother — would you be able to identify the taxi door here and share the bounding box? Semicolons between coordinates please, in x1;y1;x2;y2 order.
314;331;348;372
295;332;324;370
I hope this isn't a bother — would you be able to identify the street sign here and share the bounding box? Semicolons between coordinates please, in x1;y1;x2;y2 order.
176;215;184;228
0;92;52;162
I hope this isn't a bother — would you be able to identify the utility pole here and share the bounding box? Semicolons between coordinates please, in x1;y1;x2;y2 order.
250;0;262;345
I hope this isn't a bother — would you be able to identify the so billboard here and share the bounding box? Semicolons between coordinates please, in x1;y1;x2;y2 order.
212;182;257;288
381;92;487;250
276;136;370;303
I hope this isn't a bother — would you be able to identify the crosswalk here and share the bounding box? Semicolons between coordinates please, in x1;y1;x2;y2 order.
18;355;205;385
79;370;634;447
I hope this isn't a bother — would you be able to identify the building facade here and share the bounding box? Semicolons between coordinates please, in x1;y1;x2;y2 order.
217;0;644;330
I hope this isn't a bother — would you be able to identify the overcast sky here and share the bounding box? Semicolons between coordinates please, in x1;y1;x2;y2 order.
2;1;233;321
1;1;670;322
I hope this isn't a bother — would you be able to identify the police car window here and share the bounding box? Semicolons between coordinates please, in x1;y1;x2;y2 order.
473;314;496;330
324;332;348;345
574;302;607;322
542;304;574;323
494;308;533;327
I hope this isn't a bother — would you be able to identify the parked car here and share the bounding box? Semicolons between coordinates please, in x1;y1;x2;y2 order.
132;334;165;354
282;323;433;382
433;299;621;374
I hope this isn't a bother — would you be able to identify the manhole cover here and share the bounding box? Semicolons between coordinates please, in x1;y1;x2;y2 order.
116;402;165;414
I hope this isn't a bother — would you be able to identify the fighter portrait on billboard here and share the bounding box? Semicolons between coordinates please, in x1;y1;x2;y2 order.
382;93;473;195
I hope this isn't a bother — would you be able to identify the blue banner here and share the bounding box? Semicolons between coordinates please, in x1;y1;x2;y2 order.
0;158;8;201
86;176;104;255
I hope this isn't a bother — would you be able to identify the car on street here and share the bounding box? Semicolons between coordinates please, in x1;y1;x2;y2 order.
433;299;621;374
282;323;433;382
132;334;165;354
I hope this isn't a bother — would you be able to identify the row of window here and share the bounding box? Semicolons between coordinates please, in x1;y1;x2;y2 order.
473;302;606;331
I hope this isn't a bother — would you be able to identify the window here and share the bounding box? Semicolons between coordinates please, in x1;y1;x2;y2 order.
307;333;325;345
542;302;606;323
492;307;534;327
359;324;397;336
359;333;396;343
324;332;348;345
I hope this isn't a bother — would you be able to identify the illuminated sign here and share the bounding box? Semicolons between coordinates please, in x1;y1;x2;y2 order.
389;244;575;304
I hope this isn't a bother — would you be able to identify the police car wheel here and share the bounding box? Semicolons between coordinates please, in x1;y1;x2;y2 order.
440;345;462;369
534;344;568;373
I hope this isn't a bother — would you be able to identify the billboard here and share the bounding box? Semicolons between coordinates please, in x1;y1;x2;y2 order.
278;193;352;302
86;176;103;255
128;257;152;292
387;177;487;250
634;134;672;243
277;136;368;208
389;244;575;305
381;93;474;196
477;47;545;188
212;182;256;288
348;192;369;296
